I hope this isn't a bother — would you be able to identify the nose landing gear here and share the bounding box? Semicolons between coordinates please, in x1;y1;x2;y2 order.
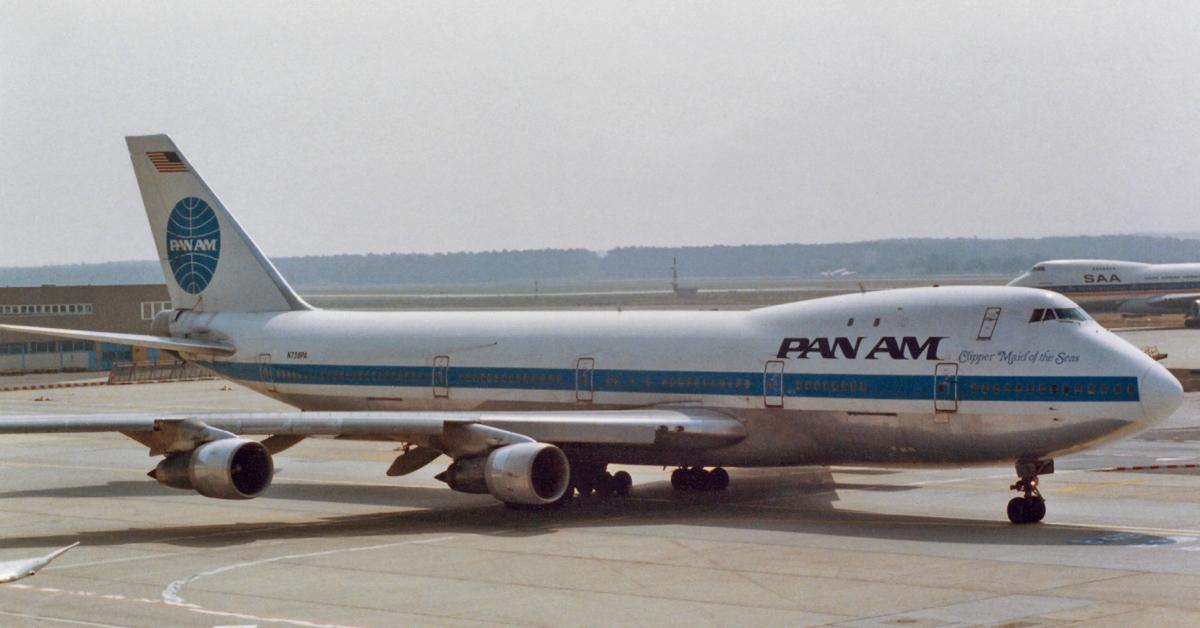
1007;459;1053;524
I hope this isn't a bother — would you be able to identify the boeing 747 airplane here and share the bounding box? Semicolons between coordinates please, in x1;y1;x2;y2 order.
1010;259;1200;326
0;136;1184;524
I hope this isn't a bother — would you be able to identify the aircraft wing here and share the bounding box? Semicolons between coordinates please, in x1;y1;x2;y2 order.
0;323;235;357
0;408;746;452
1144;293;1200;308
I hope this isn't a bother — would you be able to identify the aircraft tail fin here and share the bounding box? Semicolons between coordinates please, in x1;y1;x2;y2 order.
125;135;309;312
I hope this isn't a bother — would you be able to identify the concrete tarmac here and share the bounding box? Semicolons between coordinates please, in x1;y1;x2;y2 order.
2;380;1200;627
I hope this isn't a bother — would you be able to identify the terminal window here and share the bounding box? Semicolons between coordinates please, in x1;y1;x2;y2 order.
0;303;93;317
140;301;172;320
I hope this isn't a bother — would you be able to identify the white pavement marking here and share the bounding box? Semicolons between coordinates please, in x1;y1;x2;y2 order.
7;582;362;628
0;608;130;628
161;535;458;604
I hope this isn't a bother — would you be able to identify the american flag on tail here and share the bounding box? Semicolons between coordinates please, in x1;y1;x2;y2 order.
147;151;188;173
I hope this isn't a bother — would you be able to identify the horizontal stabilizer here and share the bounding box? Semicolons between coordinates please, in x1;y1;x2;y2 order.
0;324;236;357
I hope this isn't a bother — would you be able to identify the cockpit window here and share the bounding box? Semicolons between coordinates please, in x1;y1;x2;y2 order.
1029;307;1089;323
1054;308;1088;321
1032;265;1046;272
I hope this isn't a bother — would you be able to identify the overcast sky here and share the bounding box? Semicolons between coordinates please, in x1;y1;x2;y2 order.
2;2;1198;266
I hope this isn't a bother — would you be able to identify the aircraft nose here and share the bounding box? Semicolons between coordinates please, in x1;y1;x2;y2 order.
1139;364;1184;424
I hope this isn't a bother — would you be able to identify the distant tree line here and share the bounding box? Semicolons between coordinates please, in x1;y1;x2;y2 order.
3;235;1197;287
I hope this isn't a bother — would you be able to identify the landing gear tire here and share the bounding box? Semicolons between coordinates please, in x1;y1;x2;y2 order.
671;468;690;491
1008;459;1052;524
574;475;594;497
1006;496;1045;524
596;472;616;498
571;463;631;499
709;467;730;491
571;462;605;497
670;467;729;491
1028;497;1046;522
612;471;632;496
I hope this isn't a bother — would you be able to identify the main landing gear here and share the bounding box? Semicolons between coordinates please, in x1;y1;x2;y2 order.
572;462;632;498
1007;459;1053;524
670;466;729;491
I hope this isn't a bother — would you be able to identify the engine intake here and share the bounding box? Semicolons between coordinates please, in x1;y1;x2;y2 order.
436;442;570;506
151;438;274;500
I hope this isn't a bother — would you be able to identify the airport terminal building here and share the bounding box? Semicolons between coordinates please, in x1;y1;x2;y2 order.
0;284;170;373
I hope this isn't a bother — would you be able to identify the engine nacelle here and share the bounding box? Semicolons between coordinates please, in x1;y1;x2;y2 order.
437;442;570;506
151;438;274;500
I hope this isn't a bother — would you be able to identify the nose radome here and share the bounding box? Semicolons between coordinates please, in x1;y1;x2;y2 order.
1140;365;1184;424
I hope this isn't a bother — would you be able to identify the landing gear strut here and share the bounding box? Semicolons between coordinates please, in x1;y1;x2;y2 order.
572;462;632;498
1007;459;1052;524
670;466;729;491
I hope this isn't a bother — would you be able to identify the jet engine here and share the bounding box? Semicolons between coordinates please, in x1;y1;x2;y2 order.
436;442;570;506
150;438;274;500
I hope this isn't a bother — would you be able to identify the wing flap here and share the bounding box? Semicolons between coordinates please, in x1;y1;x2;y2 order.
0;324;235;356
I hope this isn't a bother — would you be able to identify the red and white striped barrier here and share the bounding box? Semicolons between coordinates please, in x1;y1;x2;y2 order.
1100;464;1199;472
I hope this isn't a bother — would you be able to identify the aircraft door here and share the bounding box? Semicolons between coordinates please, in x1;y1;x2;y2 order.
977;306;1001;340
933;362;958;415
575;357;594;403
257;353;276;393
764;360;785;408
432;355;450;398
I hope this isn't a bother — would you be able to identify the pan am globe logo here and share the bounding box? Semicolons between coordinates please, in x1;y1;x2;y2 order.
165;197;221;294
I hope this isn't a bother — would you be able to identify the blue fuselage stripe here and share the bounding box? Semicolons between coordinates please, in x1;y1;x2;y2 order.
1045;281;1200;295
197;361;1140;403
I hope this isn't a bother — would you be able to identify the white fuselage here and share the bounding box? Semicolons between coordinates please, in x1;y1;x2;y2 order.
170;286;1175;468
1010;259;1200;314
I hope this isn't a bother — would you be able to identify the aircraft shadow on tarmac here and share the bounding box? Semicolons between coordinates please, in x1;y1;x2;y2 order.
0;468;1171;551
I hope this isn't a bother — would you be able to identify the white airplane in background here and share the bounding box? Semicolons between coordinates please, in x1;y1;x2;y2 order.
0;543;79;584
1010;260;1200;327
820;268;856;277
0;136;1184;525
